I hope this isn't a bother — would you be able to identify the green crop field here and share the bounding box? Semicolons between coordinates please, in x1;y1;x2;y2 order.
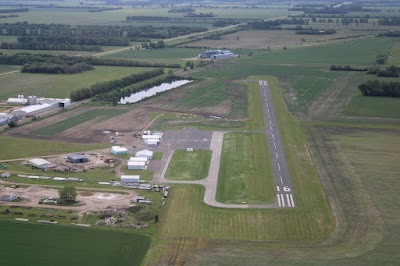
31;109;129;136
165;150;211;180
217;132;274;204
344;95;400;118
0;221;150;266
0;136;107;160
105;48;200;65
0;66;153;100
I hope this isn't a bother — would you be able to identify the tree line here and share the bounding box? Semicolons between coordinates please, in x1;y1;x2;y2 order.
295;29;336;35
22;62;93;74
18;36;130;46
70;68;164;101
359;80;400;97
378;18;400;26
93;75;183;105
0;42;102;51
0;53;181;69
0;22;207;39
0;8;28;13
330;65;369;71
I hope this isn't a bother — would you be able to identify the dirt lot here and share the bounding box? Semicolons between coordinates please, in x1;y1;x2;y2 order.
0;185;135;213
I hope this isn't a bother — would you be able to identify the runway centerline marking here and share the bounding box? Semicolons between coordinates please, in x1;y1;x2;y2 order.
278;162;281;171
280;176;283;184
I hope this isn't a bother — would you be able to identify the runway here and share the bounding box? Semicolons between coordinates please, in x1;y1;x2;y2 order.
259;80;295;208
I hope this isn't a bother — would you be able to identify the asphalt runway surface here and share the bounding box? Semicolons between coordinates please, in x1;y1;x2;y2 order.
259;80;295;208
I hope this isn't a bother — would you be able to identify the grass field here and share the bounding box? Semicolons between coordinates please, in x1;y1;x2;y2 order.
122;167;155;181
216;133;274;204
31;109;129;136
344;95;400;118
165;150;211;180
388;40;400;65
155;76;333;241
0;221;150;266
0;66;153;100
0;136;107;160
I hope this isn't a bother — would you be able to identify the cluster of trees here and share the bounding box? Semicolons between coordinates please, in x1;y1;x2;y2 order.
330;65;369;71
184;12;214;17
376;54;388;65
212;20;240;27
18;36;130;46
22;62;93;74
88;7;123;13
0;22;207;39
246;18;308;30
0;14;18;18
58;186;77;205
0;53;181;69
376;66;400;77
0;42;102;51
378;18;400;26
168;7;195;13
359;80;400;97
0;8;28;13
295;29;336;35
141;40;165;49
377;31;400;37
93;75;182;105
71;68;164;101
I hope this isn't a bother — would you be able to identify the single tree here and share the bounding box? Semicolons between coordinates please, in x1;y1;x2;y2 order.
59;186;77;204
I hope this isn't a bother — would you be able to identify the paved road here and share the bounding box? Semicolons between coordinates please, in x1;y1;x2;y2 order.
259;80;295;208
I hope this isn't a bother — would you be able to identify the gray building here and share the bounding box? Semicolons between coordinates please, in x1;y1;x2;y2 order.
66;154;89;163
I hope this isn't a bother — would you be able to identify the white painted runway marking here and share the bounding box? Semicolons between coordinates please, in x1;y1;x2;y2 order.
280;194;285;207
276;152;278;159
286;194;292;207
269;120;272;125
290;194;295;207
278;162;281;171
273;142;276;149
277;194;281;207
272;134;275;140
280;175;283;184
276;186;280;192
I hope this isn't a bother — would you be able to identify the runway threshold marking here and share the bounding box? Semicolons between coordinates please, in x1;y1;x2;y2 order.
277;194;281;207
280;194;285;207
290;194;295;207
286;194;292;207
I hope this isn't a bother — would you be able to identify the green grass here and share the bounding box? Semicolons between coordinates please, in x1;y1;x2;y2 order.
345;95;400;118
0;206;78;224
0;65;20;74
165;150;211;181
0;136;107;160
216;133;274;204
121;167;155;181
0;221;150;266
31;109;129;136
153;151;163;160
388;40;400;65
0;66;153;100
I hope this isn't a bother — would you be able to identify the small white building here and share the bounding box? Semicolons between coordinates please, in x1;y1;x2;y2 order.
121;175;140;183
129;157;149;164
7;97;27;105
27;158;54;169
145;139;159;146
110;146;128;155
127;161;146;170
135;150;154;160
59;99;71;108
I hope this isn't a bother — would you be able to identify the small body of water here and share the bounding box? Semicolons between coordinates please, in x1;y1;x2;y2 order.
119;80;192;104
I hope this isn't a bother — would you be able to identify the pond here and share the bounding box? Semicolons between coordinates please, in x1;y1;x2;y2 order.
119;80;192;104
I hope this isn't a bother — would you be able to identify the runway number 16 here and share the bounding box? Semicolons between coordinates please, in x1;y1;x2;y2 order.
283;186;291;192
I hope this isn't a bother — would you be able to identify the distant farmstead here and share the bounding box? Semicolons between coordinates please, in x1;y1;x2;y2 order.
197;49;236;60
110;146;128;155
27;158;54;169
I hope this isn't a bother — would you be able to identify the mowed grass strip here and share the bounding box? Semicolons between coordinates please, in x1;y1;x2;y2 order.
166;150;211;180
216;132;274;204
31;109;128;136
0;221;150;266
0;136;107;160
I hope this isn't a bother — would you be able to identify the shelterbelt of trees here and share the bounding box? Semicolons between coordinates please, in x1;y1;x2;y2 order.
359;80;400;97
93;75;183;105
18;36;130;46
0;22;207;39
0;42;102;51
71;68;164;102
0;53;181;74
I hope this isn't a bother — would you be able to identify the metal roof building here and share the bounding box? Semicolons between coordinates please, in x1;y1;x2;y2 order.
129;157;149;164
135;150;154;160
13;104;55;117
110;146;128;155
127;161;146;170
27;158;54;169
121;175;141;183
67;154;89;163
